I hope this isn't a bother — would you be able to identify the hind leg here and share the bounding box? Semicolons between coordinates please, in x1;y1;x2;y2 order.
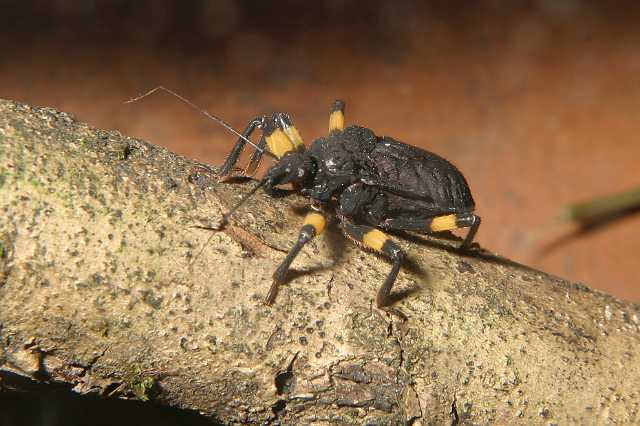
382;213;481;250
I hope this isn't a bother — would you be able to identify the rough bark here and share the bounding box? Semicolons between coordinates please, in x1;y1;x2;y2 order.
0;98;639;425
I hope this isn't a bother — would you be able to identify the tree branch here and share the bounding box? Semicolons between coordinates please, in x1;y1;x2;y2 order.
1;98;639;424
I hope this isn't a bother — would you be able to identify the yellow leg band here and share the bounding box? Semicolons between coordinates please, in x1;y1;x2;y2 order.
430;214;458;232
303;212;327;235
329;110;345;132
283;125;304;148
266;129;296;158
362;229;389;251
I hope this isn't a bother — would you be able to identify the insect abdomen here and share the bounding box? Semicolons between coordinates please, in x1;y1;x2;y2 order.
370;136;475;213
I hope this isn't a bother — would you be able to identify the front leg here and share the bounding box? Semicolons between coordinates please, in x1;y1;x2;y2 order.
266;210;328;305
219;116;266;177
219;113;305;178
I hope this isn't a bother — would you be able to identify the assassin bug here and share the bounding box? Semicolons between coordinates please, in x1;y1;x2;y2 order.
128;88;481;316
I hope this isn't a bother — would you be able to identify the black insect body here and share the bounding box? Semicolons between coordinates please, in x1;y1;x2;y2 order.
218;100;481;314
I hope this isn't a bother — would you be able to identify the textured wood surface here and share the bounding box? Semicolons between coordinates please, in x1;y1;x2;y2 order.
1;99;639;424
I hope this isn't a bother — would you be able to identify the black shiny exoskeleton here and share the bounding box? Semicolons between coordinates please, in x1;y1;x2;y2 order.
218;100;481;317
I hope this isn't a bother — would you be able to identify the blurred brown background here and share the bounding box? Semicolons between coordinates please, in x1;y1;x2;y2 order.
1;0;639;302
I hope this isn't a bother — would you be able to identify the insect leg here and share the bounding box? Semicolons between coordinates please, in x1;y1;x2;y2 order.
220;113;305;178
266;210;328;305
340;222;405;312
243;135;267;176
458;214;481;250
328;100;346;133
219;117;265;177
262;117;299;159
383;213;481;250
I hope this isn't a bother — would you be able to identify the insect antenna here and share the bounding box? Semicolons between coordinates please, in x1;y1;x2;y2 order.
188;177;269;269
128;87;276;268
219;176;270;226
126;86;278;160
